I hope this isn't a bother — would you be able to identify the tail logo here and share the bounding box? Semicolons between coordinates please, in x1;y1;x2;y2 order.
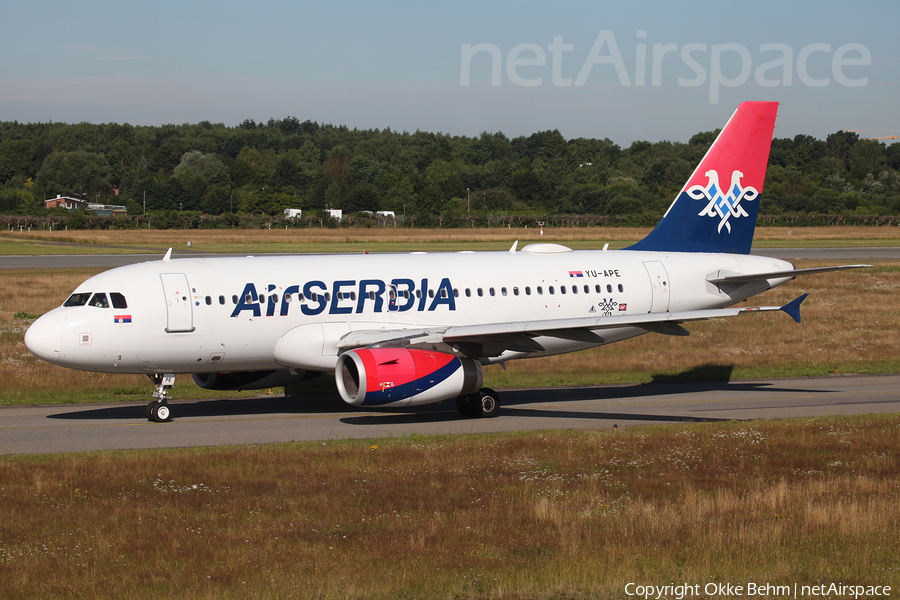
688;170;760;234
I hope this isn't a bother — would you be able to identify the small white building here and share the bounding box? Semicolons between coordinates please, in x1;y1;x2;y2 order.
44;195;87;210
283;208;302;218
376;211;395;218
326;209;342;222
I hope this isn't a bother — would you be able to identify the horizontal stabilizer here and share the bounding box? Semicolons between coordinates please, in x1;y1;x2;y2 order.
707;264;870;285
779;293;808;324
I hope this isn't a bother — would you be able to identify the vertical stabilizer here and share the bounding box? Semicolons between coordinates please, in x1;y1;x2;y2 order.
627;101;779;254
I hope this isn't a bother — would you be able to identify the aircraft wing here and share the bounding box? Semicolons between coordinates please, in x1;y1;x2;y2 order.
336;295;809;358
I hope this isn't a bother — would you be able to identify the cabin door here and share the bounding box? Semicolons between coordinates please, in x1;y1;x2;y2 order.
160;273;195;333
643;261;670;313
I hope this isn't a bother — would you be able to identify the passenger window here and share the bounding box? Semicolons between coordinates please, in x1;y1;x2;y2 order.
64;292;92;307
232;295;239;305
453;288;459;298
465;288;471;297
489;288;495;297
441;289;448;299
477;288;483;297
537;286;543;295
271;294;278;304
513;287;519;296
416;290;422;299
525;287;531;295
571;285;578;294
350;291;357;301
88;293;109;308
110;292;127;309
501;287;507;296
548;286;555;295
285;293;292;303
205;296;212;305
560;286;566;295
324;293;331;302
607;284;613;293
259;295;266;304
218;295;225;305
584;285;589;294
245;293;253;303
428;290;435;299
618;284;624;293
595;285;601;293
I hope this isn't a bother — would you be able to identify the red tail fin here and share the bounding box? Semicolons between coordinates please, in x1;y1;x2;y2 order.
628;101;779;254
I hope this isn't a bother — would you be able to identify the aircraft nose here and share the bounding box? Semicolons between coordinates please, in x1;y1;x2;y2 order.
24;314;61;364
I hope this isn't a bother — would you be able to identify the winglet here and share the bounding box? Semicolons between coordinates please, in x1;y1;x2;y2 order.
509;241;518;253
163;248;173;262
780;293;808;323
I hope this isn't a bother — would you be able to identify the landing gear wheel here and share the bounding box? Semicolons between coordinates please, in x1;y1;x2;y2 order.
148;401;171;423
456;393;481;418
479;388;500;418
456;388;500;419
146;373;176;422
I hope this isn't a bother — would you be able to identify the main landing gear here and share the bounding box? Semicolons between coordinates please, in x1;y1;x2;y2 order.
146;373;175;422
456;388;500;419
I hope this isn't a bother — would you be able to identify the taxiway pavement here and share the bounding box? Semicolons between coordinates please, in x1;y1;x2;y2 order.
2;374;898;455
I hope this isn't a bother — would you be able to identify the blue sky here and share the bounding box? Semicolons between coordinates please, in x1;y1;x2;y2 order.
1;0;897;145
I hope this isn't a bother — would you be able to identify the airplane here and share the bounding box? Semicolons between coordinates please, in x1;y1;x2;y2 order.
24;101;867;422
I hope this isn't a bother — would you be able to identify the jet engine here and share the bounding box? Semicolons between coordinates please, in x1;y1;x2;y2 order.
335;348;483;408
192;369;310;391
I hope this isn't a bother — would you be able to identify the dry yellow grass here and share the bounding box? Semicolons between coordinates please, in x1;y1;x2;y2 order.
8;225;900;247
1;416;898;599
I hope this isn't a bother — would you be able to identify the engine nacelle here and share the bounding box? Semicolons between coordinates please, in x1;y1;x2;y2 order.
335;348;483;408
192;369;309;391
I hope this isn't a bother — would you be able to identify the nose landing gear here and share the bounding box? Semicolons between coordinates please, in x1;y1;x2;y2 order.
146;373;175;422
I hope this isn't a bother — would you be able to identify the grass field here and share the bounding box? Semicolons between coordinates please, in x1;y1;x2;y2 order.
3;225;900;255
1;416;898;599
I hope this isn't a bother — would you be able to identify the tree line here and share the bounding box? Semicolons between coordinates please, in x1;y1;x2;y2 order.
1;116;898;228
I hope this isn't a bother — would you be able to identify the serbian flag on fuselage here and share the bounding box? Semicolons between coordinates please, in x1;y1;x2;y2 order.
114;315;132;325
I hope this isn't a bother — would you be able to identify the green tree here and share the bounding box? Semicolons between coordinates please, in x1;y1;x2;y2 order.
173;151;231;211
36;151;111;199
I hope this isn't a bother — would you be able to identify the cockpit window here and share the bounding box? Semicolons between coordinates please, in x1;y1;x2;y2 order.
88;293;109;308
63;292;92;307
110;293;127;309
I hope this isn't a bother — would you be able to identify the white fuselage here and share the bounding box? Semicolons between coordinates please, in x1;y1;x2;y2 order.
25;244;794;375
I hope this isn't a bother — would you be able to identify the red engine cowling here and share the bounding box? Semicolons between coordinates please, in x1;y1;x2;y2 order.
335;348;483;408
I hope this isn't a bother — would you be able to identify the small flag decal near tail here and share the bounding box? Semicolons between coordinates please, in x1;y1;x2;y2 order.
114;315;132;326
569;271;584;278
626;101;779;255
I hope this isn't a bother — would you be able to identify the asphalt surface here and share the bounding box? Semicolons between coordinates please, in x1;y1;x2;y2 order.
2;246;900;269
2;374;898;455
